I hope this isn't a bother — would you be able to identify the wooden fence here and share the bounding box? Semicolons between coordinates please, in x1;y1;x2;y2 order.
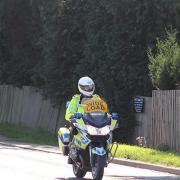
0;85;66;132
151;90;180;152
134;90;180;152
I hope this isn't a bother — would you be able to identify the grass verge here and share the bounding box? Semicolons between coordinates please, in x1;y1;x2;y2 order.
113;144;180;168
0;123;57;146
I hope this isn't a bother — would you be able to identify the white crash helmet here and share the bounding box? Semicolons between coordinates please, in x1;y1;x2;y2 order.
78;76;95;96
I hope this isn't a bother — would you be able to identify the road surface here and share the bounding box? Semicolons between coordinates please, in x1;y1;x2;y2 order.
0;143;179;180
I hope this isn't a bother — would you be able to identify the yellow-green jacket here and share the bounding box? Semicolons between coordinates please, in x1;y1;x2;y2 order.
65;94;100;121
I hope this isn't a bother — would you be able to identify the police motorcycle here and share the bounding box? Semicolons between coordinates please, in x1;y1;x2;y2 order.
58;99;118;180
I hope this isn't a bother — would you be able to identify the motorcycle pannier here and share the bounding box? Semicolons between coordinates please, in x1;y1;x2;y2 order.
58;127;70;156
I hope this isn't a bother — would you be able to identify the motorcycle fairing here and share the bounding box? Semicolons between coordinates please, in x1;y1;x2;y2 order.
58;127;70;144
74;132;91;149
73;118;86;131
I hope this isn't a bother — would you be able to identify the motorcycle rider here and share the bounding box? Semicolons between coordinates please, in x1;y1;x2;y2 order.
65;76;104;163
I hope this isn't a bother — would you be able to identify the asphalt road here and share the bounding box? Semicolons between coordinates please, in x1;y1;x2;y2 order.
0;143;179;180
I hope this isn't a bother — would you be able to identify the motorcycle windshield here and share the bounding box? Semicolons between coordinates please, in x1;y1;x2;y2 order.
83;112;110;128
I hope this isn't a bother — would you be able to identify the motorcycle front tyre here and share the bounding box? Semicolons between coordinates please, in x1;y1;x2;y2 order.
91;155;106;180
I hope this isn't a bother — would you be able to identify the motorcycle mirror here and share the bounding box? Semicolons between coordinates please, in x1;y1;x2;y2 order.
74;112;83;119
112;112;119;119
66;101;70;108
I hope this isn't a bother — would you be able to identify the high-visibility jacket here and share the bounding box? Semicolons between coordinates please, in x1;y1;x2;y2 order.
65;94;101;121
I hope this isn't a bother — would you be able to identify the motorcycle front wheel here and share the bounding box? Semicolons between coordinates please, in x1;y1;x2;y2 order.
72;162;86;178
91;155;106;180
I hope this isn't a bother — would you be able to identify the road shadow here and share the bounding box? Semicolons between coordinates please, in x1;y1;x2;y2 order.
56;178;91;180
0;143;22;150
105;175;180;179
0;141;61;154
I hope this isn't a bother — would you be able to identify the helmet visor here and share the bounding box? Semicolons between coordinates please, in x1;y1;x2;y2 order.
79;84;94;92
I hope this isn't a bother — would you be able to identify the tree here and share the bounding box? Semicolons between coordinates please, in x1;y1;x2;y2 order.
0;0;42;86
148;31;180;89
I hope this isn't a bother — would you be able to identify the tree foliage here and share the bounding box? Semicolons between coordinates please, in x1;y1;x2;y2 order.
148;31;180;89
0;0;42;86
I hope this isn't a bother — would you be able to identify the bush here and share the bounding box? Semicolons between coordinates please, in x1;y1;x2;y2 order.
148;31;180;90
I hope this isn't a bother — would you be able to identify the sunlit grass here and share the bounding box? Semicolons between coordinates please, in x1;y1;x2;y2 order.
0;123;57;146
112;144;180;168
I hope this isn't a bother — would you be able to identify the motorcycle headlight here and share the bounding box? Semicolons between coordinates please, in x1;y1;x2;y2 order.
86;125;110;135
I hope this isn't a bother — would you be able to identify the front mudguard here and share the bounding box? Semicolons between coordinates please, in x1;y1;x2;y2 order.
89;146;107;167
91;147;107;156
